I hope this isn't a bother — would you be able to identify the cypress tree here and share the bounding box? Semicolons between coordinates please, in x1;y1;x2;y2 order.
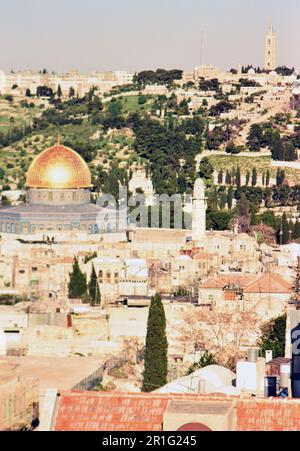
245;170;250;186
281;213;290;245
142;294;168;392
89;264;101;305
235;166;241;189
266;169;270;187
68;257;87;299
217;169;223;185
237;192;250;218
69;86;75;98
293;220;300;240
276;169;285;186
218;191;227;210
225;170;231;185
57;84;62;98
227;186;233;209
251;167;257;186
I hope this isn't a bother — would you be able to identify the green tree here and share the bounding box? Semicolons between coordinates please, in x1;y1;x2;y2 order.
57;84;62;98
266;169;270;187
276;168;285;186
227;186;233;209
142;294;168;392
237;192;250;217
225;170;231;185
199;157;213;180
293;220;300;240
68;257;87;299
69;86;75;98
258;314;286;358
251;167;257;186
207;210;232;230
245;170;250;186
108;99;122;115
260;210;278;230
250;211;259;226
217;169;223;185
187;351;218;375
88;264;101;305
281;212;290;244
235;167;241;189
247;124;264;151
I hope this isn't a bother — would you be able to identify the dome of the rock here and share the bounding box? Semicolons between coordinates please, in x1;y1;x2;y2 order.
26;144;92;189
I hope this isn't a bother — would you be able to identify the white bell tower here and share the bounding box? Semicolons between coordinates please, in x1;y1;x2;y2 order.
192;178;207;242
264;19;276;71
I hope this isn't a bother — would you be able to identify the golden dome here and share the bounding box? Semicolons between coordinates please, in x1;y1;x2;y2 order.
26;144;92;189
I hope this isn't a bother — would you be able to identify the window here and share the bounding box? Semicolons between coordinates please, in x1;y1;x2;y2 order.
106;272;111;283
98;270;103;283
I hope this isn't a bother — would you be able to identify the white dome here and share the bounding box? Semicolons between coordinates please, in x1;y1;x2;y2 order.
155;365;235;394
247;68;255;75
208;385;240;396
192;365;235;387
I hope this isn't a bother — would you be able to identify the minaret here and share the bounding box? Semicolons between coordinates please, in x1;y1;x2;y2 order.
264;19;276;71
192;178;207;242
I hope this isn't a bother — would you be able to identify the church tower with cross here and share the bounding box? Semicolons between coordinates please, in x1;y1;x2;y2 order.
264;19;276;71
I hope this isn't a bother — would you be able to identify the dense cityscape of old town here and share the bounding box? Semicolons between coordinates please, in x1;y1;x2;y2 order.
1;18;300;432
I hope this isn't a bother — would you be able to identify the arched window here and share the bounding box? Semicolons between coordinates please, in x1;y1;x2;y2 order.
98;270;103;283
106;271;111;283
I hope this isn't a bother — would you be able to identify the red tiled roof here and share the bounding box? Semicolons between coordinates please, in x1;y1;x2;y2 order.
54;392;170;431
243;273;291;294
53;392;300;431
236;398;300;431
200;273;291;294
200;274;257;289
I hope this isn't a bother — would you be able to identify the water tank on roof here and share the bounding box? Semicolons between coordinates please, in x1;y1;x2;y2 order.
280;364;290;388
247;348;259;363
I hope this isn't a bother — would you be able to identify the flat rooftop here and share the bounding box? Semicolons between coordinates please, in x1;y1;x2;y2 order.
0;355;105;393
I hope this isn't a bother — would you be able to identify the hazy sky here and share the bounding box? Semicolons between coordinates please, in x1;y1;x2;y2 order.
0;0;299;73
